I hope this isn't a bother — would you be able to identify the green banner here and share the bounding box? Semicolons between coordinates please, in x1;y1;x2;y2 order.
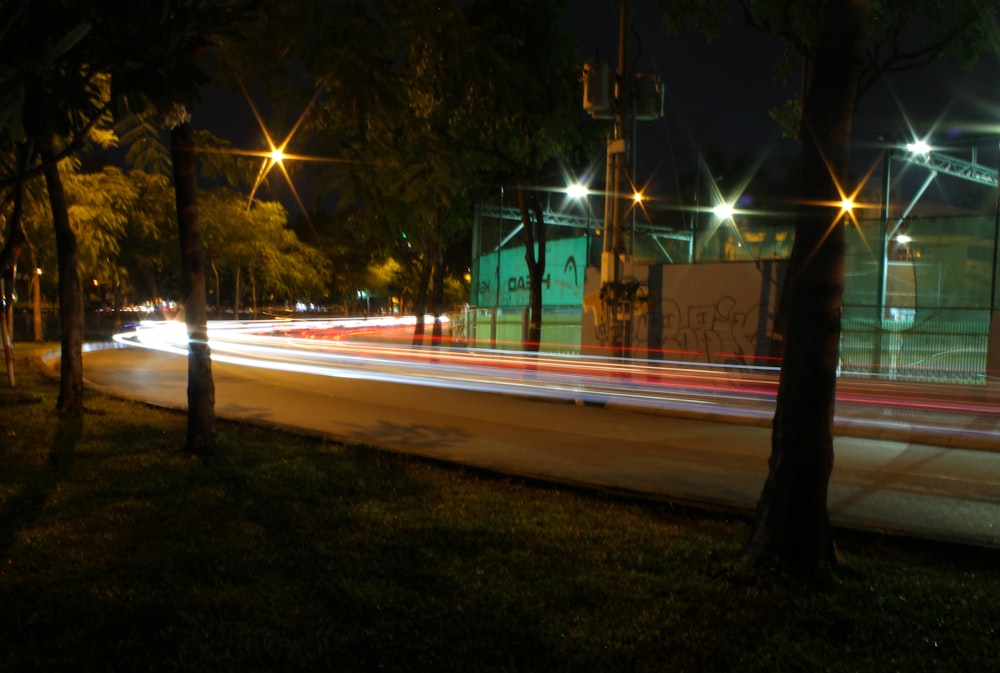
473;237;586;308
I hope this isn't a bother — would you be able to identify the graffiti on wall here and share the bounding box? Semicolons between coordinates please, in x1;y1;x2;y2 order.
656;296;767;366
582;261;782;365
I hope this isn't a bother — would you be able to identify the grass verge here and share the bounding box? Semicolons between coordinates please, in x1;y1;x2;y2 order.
1;344;997;672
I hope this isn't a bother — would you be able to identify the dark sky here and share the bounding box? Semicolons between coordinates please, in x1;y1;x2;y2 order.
568;1;787;161
569;0;1000;205
192;0;1000;212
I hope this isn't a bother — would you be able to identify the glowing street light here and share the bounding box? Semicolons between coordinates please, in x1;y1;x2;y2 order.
566;182;589;199
712;203;734;219
906;140;931;155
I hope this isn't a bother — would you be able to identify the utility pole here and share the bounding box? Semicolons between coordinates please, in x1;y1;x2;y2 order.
600;0;630;357
581;0;662;359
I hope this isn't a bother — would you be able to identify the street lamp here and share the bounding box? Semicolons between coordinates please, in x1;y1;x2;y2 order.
712;203;734;220
566;182;588;199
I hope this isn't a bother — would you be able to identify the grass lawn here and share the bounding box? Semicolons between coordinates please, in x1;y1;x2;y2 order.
1;343;997;672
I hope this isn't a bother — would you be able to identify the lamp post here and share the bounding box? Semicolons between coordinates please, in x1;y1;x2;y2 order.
631;190;643;257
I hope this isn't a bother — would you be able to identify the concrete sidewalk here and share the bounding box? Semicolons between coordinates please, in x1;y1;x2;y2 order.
70;345;1000;549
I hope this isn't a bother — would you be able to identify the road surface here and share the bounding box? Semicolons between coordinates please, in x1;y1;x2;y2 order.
64;343;1000;549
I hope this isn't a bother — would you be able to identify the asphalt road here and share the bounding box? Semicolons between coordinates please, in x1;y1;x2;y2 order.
69;344;1000;549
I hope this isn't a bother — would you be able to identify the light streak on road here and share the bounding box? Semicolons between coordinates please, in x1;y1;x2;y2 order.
113;317;1000;449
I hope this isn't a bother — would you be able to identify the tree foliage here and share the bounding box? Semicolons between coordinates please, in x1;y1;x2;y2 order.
229;0;591;338
200;188;328;312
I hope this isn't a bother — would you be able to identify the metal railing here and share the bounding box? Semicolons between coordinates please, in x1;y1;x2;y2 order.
840;316;989;384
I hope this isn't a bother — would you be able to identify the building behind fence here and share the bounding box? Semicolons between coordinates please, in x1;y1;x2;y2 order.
468;192;1000;385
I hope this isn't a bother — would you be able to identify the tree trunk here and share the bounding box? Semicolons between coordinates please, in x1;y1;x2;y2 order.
31;250;42;342
516;183;546;352
170;119;216;454
431;207;445;344
43;144;84;415
112;280;121;329
211;259;221;315
234;264;241;319
412;255;433;346
251;274;258;318
0;143;30;275
746;0;869;571
0;143;34;352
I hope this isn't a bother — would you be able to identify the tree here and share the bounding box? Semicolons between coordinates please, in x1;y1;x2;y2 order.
449;0;590;351
240;0;588;345
200;188;328;314
98;0;258;453
116;169;180;306
303;0;473;339
2;143;68;343
293;209;384;313
659;0;1000;571
0;2;114;413
0;143;32;378
65;166;137;328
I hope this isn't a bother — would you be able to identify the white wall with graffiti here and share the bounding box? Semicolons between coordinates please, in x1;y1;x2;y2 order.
581;261;787;366
468;232;786;362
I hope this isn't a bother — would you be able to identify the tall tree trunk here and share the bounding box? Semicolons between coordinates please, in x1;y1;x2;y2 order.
0;142;34;359
42;144;84;415
211;259;221;315
251;274;258;318
431;207;445;344
412;255;433;346
31;249;43;342
234;264;241;318
170;118;215;454
0;142;31;274
516;183;546;352
746;0;869;571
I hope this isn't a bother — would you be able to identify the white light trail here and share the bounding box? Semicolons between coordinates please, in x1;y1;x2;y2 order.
112;317;1000;447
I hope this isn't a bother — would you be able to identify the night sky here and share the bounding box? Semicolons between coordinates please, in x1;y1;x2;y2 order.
192;0;1000;213
568;0;1000;206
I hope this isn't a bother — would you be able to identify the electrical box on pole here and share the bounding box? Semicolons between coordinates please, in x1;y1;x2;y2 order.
582;62;614;119
632;73;664;121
